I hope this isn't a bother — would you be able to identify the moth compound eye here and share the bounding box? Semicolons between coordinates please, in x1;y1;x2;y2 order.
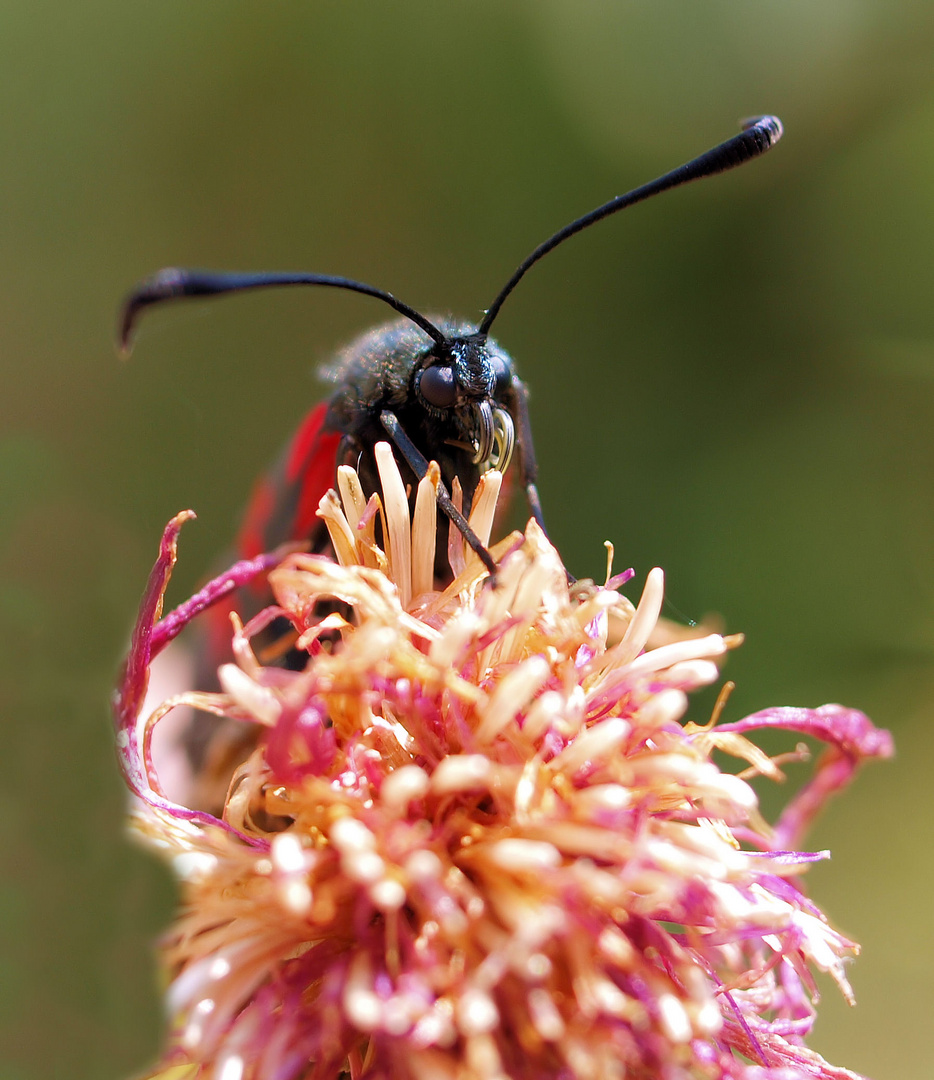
489;354;512;394
419;364;457;409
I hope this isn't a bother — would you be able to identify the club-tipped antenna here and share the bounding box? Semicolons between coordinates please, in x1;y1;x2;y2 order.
118;269;449;355
477;115;783;337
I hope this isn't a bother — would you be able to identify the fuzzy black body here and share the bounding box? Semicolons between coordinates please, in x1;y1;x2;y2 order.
184;317;529;808
323;317;525;530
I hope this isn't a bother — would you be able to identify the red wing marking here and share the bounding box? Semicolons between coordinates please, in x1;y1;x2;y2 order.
235;402;341;561
287;403;343;542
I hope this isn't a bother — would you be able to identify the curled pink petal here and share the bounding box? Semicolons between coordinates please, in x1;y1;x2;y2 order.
716;705;893;849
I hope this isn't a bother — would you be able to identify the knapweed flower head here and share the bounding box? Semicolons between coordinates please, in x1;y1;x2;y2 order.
115;446;892;1080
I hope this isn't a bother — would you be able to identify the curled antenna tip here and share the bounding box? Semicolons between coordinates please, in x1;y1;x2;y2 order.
117;300;138;357
116;268;187;358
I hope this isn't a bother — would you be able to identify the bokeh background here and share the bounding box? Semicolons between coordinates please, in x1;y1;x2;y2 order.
2;4;932;1078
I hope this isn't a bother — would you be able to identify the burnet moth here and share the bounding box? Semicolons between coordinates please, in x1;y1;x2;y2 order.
120;117;782;803
120;116;782;584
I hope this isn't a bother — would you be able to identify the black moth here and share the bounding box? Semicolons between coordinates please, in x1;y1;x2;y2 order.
120;117;783;583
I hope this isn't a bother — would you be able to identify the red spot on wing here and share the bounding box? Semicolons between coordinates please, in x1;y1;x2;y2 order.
203;404;342;677
285;402;331;483
235;402;341;560
287;403;343;541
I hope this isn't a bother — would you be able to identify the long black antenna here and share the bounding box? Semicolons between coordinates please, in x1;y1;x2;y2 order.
477;115;783;337
118;269;448;355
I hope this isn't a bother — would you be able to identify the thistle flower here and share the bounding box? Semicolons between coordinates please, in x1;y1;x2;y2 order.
115;446;892;1080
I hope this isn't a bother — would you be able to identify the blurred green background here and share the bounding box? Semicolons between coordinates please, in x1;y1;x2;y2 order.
1;3;932;1078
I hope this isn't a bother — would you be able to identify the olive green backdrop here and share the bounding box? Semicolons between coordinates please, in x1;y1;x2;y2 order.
1;4;931;1079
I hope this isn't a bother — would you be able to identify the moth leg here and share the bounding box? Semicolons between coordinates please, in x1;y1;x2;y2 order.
512;377;547;533
512;379;578;584
379;410;498;579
